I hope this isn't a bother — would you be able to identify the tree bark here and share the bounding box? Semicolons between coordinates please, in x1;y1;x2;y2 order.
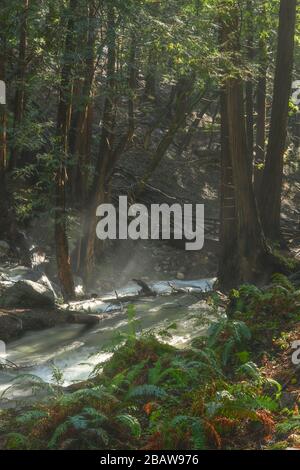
144;48;158;100
70;0;97;202
0;31;9;238
218;1;270;287
259;0;297;240
78;5;116;282
245;0;254;177
254;39;267;194
218;88;238;288
55;0;78;299
10;0;29;170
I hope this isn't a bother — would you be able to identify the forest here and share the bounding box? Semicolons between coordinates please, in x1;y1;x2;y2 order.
0;0;300;453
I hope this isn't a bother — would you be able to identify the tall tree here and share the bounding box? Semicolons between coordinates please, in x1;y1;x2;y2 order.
0;18;11;241
245;0;254;176
259;0;297;240
218;12;238;288
55;0;78;299
254;36;268;194
78;4;116;282
70;0;98;202
219;1;270;286
10;0;29;170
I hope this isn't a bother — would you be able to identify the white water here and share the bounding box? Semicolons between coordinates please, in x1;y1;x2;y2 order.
0;278;221;405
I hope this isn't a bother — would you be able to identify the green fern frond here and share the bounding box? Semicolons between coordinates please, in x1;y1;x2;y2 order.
126;384;168;400
277;416;300;435
6;432;28;450
16;410;48;425
48;421;70;449
116;414;141;438
171;416;206;450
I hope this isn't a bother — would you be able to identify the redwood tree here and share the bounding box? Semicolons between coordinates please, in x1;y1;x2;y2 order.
10;0;29;170
78;4;117;282
55;0;78;299
218;1;271;287
259;0;297;240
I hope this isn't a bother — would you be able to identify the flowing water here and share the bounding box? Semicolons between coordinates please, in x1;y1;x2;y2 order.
0;278;222;405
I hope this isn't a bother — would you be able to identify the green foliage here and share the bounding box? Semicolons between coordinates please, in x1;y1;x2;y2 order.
228;277;300;342
170;416;206;450
16;410;48;425
6;432;29;450
276;416;300;436
126;384;168;400
207;318;251;366
116;414;141;438
51;363;64;387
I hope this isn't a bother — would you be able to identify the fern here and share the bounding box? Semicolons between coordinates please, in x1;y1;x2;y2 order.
68;414;89;430
116;414;141;438
1;373;54;399
16;410;48;425
6;432;28;450
81;407;107;424
58;386;119;407
147;359;191;388
171;416;206;450
87;427;109;446
206;389;278;422
48;421;70;449
236;362;261;380
127;384;168;400
222;338;235;366
277;416;300;435
192;348;224;378
126;360;149;384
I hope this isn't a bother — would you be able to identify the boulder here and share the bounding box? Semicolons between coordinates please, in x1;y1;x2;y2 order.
21;270;60;299
0;279;55;308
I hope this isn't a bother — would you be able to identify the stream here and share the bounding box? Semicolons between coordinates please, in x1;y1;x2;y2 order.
0;278;221;406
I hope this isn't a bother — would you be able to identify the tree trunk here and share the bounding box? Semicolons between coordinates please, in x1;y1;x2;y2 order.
226;77;269;283
0;24;17;244
144;48;158;99
259;0;297;240
79;5;116;282
0;43;7;179
219;2;270;287
105;33;136;181
55;0;78;300
218;89;238;288
254;39;267;194
70;0;97;202
10;0;29;170
245;0;254;177
0;32;9;238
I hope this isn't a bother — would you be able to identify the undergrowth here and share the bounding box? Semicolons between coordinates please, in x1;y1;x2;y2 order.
0;275;299;450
